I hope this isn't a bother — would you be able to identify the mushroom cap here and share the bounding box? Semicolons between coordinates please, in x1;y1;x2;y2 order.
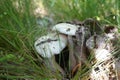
86;35;112;61
34;33;67;58
94;49;112;61
52;23;80;36
86;35;107;50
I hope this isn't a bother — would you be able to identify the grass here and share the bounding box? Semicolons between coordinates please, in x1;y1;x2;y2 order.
0;0;120;80
42;0;120;25
0;0;54;80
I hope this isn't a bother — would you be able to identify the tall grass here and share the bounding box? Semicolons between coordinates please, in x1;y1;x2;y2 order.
42;0;120;25
0;0;57;80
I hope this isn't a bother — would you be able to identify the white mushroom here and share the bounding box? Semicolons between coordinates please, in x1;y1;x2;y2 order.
86;34;112;62
52;23;80;76
52;22;91;77
94;49;112;61
34;33;67;76
52;23;80;36
86;34;117;79
34;33;67;58
34;22;81;77
86;26;119;80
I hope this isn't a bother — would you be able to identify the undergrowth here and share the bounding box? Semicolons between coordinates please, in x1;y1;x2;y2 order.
0;0;120;80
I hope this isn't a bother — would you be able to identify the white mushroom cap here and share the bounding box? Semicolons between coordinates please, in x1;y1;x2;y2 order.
86;35;107;50
86;35;112;61
52;23;79;36
94;49;112;62
34;33;67;58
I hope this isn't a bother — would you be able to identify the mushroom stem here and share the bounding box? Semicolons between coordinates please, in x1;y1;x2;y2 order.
44;56;65;76
68;35;76;77
75;27;87;64
75;26;91;69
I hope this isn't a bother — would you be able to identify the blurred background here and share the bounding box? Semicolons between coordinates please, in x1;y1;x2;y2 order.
0;0;120;80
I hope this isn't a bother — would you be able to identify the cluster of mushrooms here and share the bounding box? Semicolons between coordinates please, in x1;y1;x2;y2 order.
34;18;120;80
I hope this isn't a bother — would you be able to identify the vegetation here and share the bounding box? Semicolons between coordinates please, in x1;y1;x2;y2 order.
0;0;49;80
0;0;120;80
42;0;120;25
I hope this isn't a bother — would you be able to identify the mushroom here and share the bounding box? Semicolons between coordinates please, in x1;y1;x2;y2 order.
86;25;119;61
52;22;91;77
34;33;67;76
52;23;80;36
104;25;120;80
86;34;112;62
86;25;119;80
52;23;79;77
